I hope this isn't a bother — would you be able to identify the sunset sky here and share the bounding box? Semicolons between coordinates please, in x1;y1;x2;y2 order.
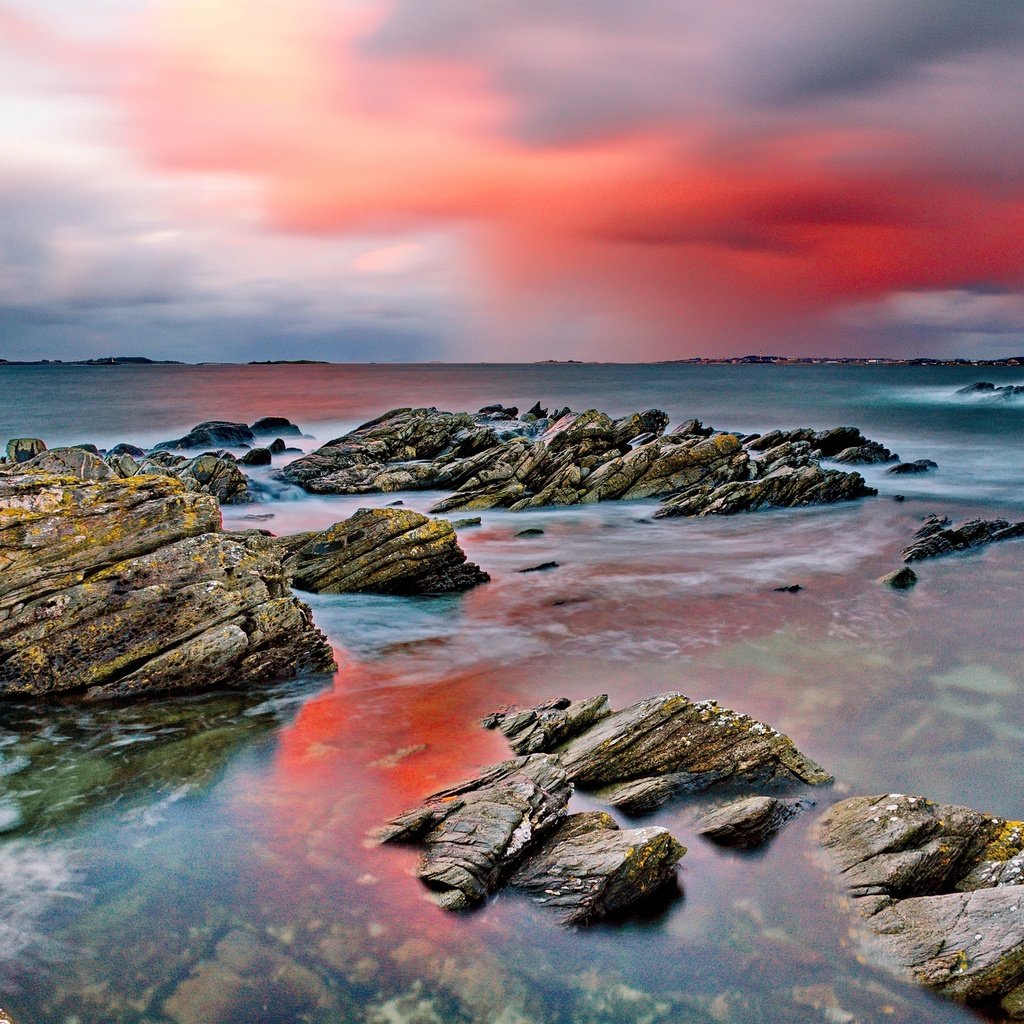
2;1;1024;361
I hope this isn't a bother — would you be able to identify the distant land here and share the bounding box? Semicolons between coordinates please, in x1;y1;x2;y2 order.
1;354;1023;367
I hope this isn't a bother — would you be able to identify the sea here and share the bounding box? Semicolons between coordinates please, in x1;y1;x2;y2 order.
1;362;1023;1024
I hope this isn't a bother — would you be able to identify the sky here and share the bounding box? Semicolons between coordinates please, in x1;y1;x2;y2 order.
2;0;1024;362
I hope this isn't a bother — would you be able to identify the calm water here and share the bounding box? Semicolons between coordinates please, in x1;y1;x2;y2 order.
1;363;1024;1024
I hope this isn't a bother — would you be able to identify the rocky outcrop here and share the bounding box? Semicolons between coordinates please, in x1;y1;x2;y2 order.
696;795;812;849
22;447;113;480
887;459;938;475
5;438;46;464
509;812;684;924
280;406;877;518
104;450;253;505
280;507;489;595
239;447;272;466
0;470;335;699
957;381;1024;400
819;795;1024;1005
484;693;832;812
250;416;302;437
902;514;1024;562
746;426;898;464
153;421;256;451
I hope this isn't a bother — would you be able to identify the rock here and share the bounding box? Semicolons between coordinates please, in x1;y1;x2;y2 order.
5;438;46;464
887;460;938;475
482;696;612;755
509;811;685;924
479;404;518;418
174;454;253;504
902;514;1024;561
451;517;481;529
0;470;335;698
106;452;141;478
518;561;559;573
107;442;146;459
819;794;1024;1004
485;693;832;812
956;382;1024;400
894;494;906;502
831;441;900;464
267;438;287;454
746;426;891;460
71;443;100;455
957;381;996;394
696;796;812;849
280;507;490;595
250;416;302;437
153;420;256;451
239;447;272;466
516;528;545;537
773;584;802;593
879;567;918;589
378;754;573;909
22;447;113;480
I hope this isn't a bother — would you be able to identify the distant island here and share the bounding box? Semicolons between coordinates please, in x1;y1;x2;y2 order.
0;356;183;366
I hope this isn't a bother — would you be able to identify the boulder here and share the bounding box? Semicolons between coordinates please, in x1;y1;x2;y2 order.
280;507;489;595
174;454;253;504
957;382;996;394
509;811;685;924
902;514;1024;562
250;416;302;437
153;421;255;451
0;470;335;698
107;442;146;459
880;567;918;589
378;754;573;909
887;460;938;475
819;795;1024;1004
267;438;287;455
696;795;812;849
5;438;46;464
484;693;832;812
240;447;272;466
22;447;113;480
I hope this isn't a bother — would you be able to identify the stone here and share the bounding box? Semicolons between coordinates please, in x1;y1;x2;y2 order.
696;796;812;849
957;382;995;394
22;447;114;480
5;438;46;464
485;693;832;812
451;517;482;529
887;460;938;475
902;514;1024;562
879;567;918;589
378;754;573;909
250;416;303;437
174;454;253;504
153;420;255;451
518;561;559;573
509;811;685;924
516;528;544;537
107;442;146;459
280;507;489;595
0;470;335;698
819;795;1024;1004
482;696;612;755
268;438;287;454
239;447;272;466
773;584;802;593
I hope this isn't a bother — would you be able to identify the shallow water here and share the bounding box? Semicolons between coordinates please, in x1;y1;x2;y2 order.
1;364;1023;1023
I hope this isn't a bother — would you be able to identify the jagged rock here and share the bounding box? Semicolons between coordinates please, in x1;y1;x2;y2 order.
819;795;1024;1004
153;420;256;451
250;416;302;437
956;382;1024;400
107;452;141;478
957;381;996;394
902;514;1024;561
509;811;685;924
888;460;938;475
696;795;812;848
378;754;573;909
22;447;113;480
519;561;559;573
746;426;891;460
240;447;272;466
0;470;334;698
516;528;544;537
451;517;481;529
485;693;832;812
174;454;253;504
5;438;46;464
280;507;489;595
107;442;146;459
880;567;918;589
267;438;287;455
482;695;611;755
831;441;900;464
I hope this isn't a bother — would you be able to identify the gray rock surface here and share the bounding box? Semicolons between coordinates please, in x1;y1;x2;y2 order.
5;438;46;464
879;567;918;588
902;514;1024;562
154;421;256;451
696;795;812;849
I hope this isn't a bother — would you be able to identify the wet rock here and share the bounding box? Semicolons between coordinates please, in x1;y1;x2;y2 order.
239;447;272;466
451;517;481;529
509;811;685;924
250;416;302;437
516;528;545;537
107;442;146;459
893;494;906;502
880;567;918;589
487;693;832;812
5;438;46;464
267;438;287;454
746;426;892;460
483;696;612;755
378;754;573;909
902;514;1024;561
280;507;489;595
887;459;938;475
0;470;335;698
479;404;519;418
153;420;255;451
831;441;900;464
518;561;559;573
819;795;1024;1003
174;454;253;504
957;381;996;394
22;447;113;480
696;796;812;849
773;584;802;593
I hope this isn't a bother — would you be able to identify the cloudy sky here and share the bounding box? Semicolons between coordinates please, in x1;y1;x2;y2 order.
2;0;1023;361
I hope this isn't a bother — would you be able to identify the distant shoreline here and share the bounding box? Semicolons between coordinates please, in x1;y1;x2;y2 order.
1;355;1022;368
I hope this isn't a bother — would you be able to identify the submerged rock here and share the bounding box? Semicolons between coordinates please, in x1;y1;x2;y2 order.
485;693;832;812
696;796;812;849
153;420;256;451
279;405;876;518
5;438;46;464
887;460;938;475
0;470;334;698
509;811;685;924
880;567;918;589
819;795;1024;1004
280;507;489;595
902;514;1024;562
